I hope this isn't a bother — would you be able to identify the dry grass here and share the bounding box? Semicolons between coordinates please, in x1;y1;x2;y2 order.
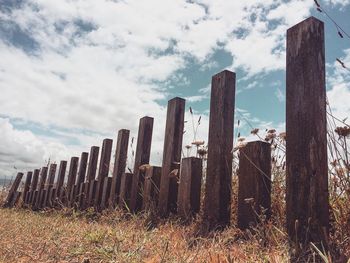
0;207;290;263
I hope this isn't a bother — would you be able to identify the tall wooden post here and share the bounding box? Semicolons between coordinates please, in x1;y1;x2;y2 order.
22;171;33;206
44;163;57;207
86;146;99;207
110;129;129;207
71;152;88;205
129;116;154;213
56;160;67;204
158;97;185;216
29;169;40;205
3;172;23;208
237;141;271;230
66;157;79;206
101;177;112;210
201;70;235;232
34;167;48;210
95;139;113;209
286;17;329;254
143;166;161;211
177;157;203;220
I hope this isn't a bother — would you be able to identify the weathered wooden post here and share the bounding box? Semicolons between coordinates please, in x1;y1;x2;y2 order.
119;172;133;209
110;129;130;207
158;97;185;216
88;180;98;208
201;70;235;232
286;17;329;255
71;152;88;206
34;167;48;210
95;139;113;209
66;157;79;206
237;141;271;230
29;169;40;205
56;160;67;205
22;171;33;206
86;146;99;207
43;163;57;207
143;166;161;211
3;172;23;208
101;177;112;210
177;157;202;220
129;117;154;213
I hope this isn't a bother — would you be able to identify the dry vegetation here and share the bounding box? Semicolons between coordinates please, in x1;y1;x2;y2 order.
1;112;350;262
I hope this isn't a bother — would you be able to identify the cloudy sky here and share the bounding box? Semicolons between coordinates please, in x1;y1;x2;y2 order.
0;0;349;178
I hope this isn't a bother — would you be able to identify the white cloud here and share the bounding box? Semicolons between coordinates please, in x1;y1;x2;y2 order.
275;88;285;102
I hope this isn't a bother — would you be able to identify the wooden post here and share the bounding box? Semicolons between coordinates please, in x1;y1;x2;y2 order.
34;167;48;210
286;17;329;253
110;129;129;207
29;169;40;205
43;163;57;207
71;152;88;206
81;182;90;209
202;70;235;232
143;166;161;211
66;157;79;206
86;146;99;207
177;157;203;220
119;173;133;210
129;116;154;213
237;141;271;230
88;180;98;208
3;172;23;208
158;97;185;216
48;187;56;208
95;139;113;209
78;182;86;210
101;177;112;210
56;160;67;204
22;171;33;206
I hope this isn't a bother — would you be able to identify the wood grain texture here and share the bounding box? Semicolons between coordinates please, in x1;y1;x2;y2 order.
237;141;271;230
34;167;48;210
119;173;133;210
66;157;79;206
56;161;67;203
22;171;33;206
158;97;185;216
129;117;154;213
177;157;203;220
28;169;40;205
86;146;99;182
110;129;130;208
3;172;23;208
101;177;112;210
286;17;329;253
95;139;113;209
202;70;236;232
143;166;161;211
43;164;57;208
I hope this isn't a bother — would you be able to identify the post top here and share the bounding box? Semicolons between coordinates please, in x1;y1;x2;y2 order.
287;16;324;33
212;69;236;78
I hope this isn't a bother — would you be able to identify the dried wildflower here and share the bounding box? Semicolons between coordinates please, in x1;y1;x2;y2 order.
335;126;350;138
251;128;259;135
265;132;276;141
237;137;246;142
139;164;151;172
244;198;254;205
268;129;276;134
169;169;179;178
330;159;337;167
192;140;205;146
232;141;247;152
279;132;286;140
197;147;207;157
185;145;192;149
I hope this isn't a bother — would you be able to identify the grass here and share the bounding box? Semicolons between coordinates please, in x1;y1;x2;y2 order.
0;206;292;263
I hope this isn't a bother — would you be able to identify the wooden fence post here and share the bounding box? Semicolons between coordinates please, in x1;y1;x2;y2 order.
22;171;33;206
43;163;57;208
29;169;40;205
129;116;154;213
119;173;133;209
3;172;23;208
201;70;235;232
34;167;48;210
66;157;79;206
158;97;185;217
143;166;161;211
71;152;88;206
237;141;271;230
286;17;329;254
95;139;113;209
110;129;130;207
56;161;67;205
86;146;99;207
177;157;202;220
